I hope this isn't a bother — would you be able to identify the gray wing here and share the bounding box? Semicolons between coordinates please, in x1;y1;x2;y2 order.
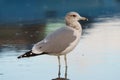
32;27;76;54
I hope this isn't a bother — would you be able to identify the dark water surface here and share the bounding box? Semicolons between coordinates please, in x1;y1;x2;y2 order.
0;15;120;80
1;0;120;23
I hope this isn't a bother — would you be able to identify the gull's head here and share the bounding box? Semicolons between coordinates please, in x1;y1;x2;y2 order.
65;12;88;22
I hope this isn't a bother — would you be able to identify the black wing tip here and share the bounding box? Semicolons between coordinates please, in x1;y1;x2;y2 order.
17;51;48;59
17;55;28;59
17;50;32;59
17;56;22;59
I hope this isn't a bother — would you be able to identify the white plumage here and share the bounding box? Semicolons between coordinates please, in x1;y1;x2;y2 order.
18;11;88;67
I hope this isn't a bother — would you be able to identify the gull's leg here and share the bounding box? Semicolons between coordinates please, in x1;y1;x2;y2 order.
64;55;67;67
65;64;68;79
64;55;68;79
57;56;61;78
58;56;61;66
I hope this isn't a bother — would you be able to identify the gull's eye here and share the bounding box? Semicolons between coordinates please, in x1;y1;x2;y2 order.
72;15;76;17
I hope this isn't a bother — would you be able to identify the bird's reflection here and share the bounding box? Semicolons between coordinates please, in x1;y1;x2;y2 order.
52;66;69;80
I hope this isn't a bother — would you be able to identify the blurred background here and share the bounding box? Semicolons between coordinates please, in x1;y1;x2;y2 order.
0;0;120;80
0;0;120;50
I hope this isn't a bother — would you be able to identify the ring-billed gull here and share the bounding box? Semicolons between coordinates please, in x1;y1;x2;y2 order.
18;12;88;67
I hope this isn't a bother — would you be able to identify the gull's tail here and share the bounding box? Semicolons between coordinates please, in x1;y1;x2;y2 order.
17;50;47;59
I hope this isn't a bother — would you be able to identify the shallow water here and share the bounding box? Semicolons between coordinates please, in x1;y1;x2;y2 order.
0;16;120;80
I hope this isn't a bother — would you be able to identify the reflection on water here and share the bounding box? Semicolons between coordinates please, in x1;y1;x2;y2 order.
0;15;120;80
0;21;64;53
0;23;46;45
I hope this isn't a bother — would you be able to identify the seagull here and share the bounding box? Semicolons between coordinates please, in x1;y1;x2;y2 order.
18;12;88;67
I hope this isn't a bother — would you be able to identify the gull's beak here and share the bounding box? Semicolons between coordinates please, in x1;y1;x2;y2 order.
79;16;88;21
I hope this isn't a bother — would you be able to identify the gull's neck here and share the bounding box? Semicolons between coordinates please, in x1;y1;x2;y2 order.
66;21;82;30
